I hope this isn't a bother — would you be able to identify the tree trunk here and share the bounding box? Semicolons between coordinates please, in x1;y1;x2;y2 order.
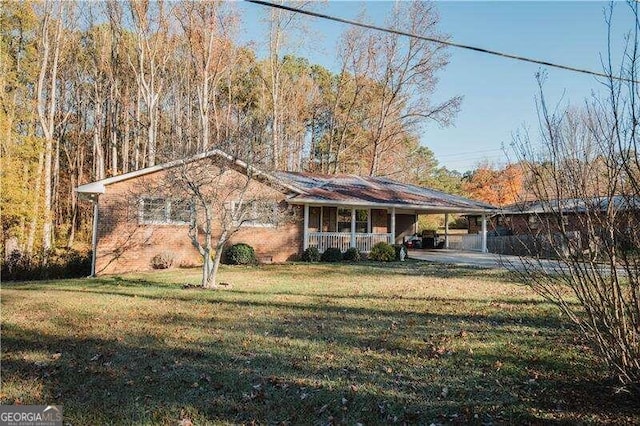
205;245;224;289
42;135;53;253
26;150;45;256
201;247;213;288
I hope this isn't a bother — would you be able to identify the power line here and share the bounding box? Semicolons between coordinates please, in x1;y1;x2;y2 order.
436;148;504;158
245;0;639;84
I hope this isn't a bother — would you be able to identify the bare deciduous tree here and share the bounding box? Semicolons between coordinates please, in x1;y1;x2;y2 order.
510;3;640;391
162;151;293;288
34;0;73;255
361;1;461;176
176;0;238;153
126;0;171;167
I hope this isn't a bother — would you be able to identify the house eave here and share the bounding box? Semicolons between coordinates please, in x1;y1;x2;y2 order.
75;182;105;196
286;198;497;214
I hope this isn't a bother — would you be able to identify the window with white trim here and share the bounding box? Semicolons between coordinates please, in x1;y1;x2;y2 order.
139;198;191;225
233;200;279;227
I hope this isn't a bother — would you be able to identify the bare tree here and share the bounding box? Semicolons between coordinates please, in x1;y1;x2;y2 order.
175;0;238;153
126;0;171;167
162;151;292;288
259;0;315;170
360;2;461;176
34;0;73;254
510;3;640;391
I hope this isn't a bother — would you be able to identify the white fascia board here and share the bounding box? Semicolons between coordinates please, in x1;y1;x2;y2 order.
75;182;106;195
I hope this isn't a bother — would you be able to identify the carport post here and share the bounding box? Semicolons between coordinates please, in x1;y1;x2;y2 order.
444;213;449;249
481;214;488;253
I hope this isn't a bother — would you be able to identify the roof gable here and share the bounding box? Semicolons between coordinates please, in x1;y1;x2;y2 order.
76;149;303;196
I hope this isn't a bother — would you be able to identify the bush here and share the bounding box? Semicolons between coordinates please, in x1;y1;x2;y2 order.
301;247;321;262
392;244;408;261
150;252;174;269
223;243;257;265
1;248;91;281
343;247;361;262
369;242;395;262
320;247;343;262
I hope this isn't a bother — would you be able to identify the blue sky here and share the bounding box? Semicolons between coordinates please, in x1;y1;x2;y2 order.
237;1;635;173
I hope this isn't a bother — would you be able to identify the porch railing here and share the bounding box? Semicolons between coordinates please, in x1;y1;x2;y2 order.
308;232;393;253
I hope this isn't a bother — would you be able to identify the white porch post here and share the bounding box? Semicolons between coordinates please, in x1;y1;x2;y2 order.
350;208;356;248
303;204;309;250
444;213;450;249
481;213;488;253
390;207;396;244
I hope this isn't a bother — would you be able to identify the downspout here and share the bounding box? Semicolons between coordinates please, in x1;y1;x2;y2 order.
90;195;99;277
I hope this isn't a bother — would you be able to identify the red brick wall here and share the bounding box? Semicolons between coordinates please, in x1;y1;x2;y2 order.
94;167;302;275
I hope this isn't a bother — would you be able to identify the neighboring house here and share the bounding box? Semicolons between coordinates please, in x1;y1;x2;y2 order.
468;196;639;236
466;196;640;256
77;150;496;275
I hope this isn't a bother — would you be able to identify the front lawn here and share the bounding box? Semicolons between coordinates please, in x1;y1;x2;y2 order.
1;262;637;424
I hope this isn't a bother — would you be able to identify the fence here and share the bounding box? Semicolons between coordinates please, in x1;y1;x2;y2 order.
447;234;483;251
446;233;580;257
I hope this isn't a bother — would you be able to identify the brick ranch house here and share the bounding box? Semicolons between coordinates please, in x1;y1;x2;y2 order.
77;150;497;276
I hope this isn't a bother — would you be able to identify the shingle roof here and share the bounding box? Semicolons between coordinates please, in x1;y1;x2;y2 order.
276;172;496;213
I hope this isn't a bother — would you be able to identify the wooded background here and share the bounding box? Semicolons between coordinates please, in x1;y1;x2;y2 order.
0;1;526;259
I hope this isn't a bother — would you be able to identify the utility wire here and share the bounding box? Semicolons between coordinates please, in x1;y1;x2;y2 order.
245;0;639;84
436;148;504;158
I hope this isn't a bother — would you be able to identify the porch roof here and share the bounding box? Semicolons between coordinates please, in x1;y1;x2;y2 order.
276;172;497;214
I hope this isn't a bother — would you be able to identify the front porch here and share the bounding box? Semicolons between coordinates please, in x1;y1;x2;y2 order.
308;232;393;253
301;204;490;253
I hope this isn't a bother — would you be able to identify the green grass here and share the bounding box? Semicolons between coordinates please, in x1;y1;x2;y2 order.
1;262;637;424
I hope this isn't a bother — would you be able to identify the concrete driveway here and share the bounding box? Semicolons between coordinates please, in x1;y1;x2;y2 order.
408;249;566;272
408;249;511;269
408;250;625;278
